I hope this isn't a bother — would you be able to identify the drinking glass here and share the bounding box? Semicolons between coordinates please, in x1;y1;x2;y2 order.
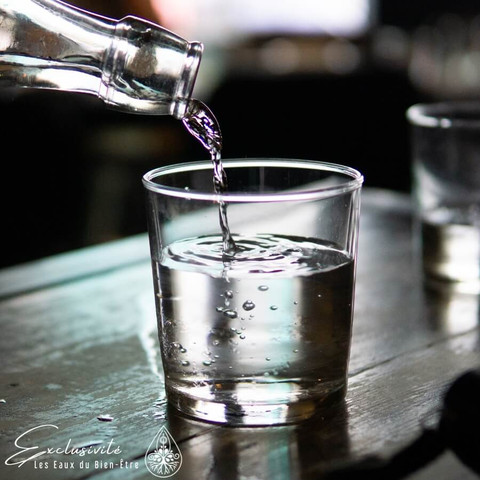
407;102;480;293
143;159;363;425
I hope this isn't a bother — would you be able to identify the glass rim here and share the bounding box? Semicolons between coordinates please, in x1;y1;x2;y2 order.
142;158;363;203
407;101;480;129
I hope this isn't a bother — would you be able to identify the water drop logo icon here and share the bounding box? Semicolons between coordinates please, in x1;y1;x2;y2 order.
145;425;182;478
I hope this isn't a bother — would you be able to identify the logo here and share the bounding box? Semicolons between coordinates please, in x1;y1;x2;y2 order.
145;426;182;478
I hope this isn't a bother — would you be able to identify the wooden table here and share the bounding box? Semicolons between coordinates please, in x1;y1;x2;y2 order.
1;188;479;480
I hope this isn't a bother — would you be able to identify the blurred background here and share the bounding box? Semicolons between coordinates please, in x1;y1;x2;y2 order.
3;0;480;267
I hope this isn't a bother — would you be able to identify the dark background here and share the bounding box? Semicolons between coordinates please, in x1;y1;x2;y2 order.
2;0;480;267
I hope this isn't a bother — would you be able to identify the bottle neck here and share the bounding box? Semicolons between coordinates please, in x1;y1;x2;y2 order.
100;16;203;118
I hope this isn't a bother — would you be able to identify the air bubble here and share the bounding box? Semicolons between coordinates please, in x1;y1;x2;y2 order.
242;300;255;311
223;309;238;319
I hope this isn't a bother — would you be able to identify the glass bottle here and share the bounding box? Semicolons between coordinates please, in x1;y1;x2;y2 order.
0;0;203;118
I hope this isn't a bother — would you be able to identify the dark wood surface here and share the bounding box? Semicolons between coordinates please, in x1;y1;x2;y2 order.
1;188;479;480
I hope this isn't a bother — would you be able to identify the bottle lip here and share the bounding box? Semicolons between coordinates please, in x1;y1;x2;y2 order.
171;42;204;119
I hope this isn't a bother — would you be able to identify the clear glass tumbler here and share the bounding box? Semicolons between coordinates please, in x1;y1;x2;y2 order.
143;159;363;426
408;102;480;293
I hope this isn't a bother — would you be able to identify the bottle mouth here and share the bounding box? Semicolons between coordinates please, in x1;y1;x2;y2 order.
171;41;203;119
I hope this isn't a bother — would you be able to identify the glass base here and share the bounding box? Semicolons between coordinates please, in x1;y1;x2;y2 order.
166;383;346;426
421;218;480;294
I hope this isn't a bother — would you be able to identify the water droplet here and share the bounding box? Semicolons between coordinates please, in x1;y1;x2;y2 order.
154;398;167;407
239;334;246;339
203;360;212;366
293;301;298;305
264;372;270;376
258;285;269;291
153;410;167;420
45;383;62;390
181;360;190;366
212;339;220;346
293;349;299;353
216;306;224;313
265;357;271;361
242;300;255;311
97;414;114;422
180;347;187;353
0;399;6;404
223;309;238;319
224;290;234;299
270;305;278;311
